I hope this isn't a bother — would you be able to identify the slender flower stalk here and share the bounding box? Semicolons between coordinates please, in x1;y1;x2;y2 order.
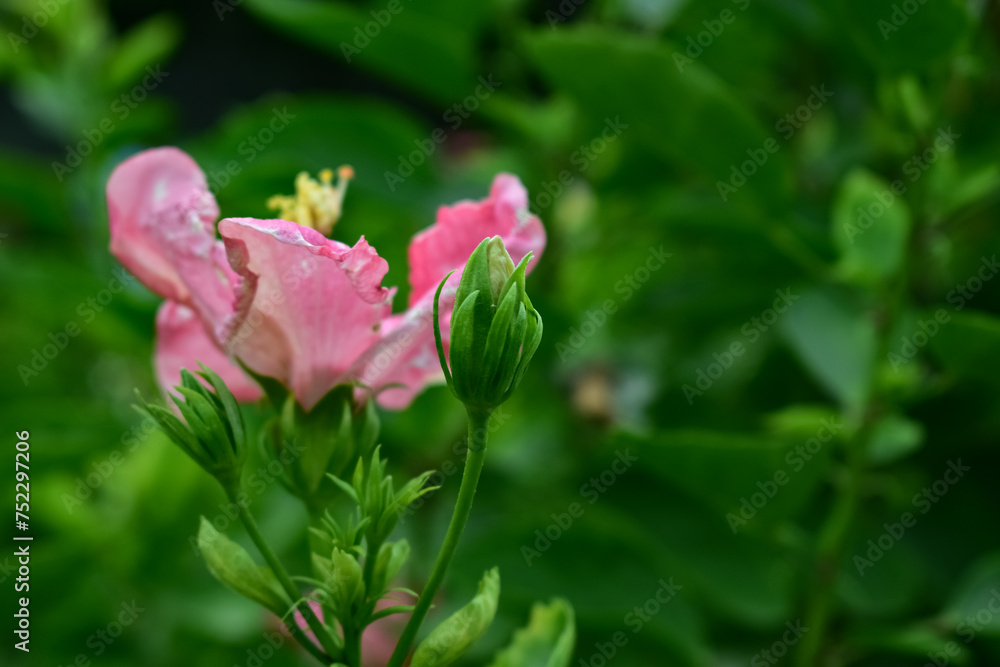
227;490;344;661
386;407;492;667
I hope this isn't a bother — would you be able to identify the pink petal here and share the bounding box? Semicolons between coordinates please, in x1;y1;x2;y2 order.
219;218;394;411
107;147;238;343
290;598;406;665
357;174;546;409
363;596;411;666
293;600;325;652
406;173;546;306
154;302;261;402
352;275;458;410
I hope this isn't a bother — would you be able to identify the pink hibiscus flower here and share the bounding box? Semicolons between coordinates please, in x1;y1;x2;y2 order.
106;147;545;410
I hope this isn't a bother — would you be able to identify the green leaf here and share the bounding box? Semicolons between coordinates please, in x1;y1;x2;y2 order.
371;539;410;599
328;548;365;615
525;27;791;211
412;568;501;667
929;310;1000;383
633;429;834;526
242;0;476;103
943;552;1000;637
848;624;971;663
866;413;924;465
488;598;575;667
833;169;911;285
781;288;877;413
830;0;970;72
197;517;290;616
105;13;181;91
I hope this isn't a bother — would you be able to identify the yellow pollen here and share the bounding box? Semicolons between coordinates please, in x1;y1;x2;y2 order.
267;165;354;236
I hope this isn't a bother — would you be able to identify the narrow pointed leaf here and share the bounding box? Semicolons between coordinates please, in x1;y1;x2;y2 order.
412;568;501;667
197;517;290;617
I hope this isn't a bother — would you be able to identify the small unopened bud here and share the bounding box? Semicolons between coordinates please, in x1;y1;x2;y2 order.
432;237;543;411
134;363;247;494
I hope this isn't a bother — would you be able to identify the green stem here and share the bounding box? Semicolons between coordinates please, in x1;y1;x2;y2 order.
386;407;492;667
795;285;899;666
793;435;866;667
362;536;384;595
341;536;385;667
343;621;362;667
282;608;332;664
228;490;343;662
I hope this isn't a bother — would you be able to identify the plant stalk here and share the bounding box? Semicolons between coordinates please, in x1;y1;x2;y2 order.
228;490;343;662
386;407;492;667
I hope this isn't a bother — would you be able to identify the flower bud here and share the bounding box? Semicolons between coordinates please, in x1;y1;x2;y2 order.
135;363;247;493
433;236;543;411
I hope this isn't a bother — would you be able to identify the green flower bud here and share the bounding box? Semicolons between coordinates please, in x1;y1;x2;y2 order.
259;384;379;516
433;237;543;412
326;446;437;546
135;363;246;493
312;547;365;617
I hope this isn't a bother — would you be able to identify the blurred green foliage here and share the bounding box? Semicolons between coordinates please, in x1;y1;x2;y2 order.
2;0;1000;665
